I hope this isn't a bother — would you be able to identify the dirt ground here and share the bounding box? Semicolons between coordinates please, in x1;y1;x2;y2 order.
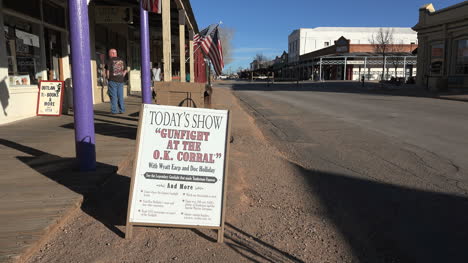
26;88;356;263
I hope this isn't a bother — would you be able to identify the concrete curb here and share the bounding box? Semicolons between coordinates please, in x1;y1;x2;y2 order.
12;165;121;263
14;198;83;263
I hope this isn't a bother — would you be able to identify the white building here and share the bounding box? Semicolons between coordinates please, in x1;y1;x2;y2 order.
288;27;418;63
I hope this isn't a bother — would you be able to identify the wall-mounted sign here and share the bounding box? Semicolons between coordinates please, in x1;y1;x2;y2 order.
36;81;64;116
347;60;365;65
15;29;39;47
126;104;230;242
15;29;40;48
95;6;133;24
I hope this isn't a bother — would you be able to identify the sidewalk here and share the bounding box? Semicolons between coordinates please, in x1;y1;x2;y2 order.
436;92;468;102
311;80;468;102
21;86;315;263
345;81;468;102
0;96;141;263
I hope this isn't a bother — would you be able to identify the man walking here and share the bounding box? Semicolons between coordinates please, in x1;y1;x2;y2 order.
106;49;127;114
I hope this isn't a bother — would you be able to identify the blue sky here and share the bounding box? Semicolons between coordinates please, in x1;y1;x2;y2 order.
191;0;463;72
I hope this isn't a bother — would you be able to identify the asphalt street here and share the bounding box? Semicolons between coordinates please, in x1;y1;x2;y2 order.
223;80;468;263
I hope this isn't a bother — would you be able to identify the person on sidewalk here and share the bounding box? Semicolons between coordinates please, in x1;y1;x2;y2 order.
105;48;127;114
152;63;161;83
151;63;161;100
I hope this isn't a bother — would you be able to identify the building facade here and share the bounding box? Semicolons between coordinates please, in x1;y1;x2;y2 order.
288;27;418;63
413;2;468;90
283;36;418;81
0;0;202;124
250;59;273;71
1;0;70;124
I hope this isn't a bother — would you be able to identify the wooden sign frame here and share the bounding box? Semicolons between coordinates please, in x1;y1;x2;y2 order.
125;104;231;243
36;80;65;116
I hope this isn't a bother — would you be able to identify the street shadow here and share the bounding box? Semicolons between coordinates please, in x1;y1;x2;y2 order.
190;224;304;262
191;229;217;243
224;223;304;263
292;163;468;263
228;81;468;102
129;111;140;117
93;117;138;128
125;102;144;106
93;110;139;122
61;122;137;140
0;139;130;238
0;76;10;116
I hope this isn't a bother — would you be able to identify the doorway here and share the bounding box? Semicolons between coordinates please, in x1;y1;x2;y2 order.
44;28;62;80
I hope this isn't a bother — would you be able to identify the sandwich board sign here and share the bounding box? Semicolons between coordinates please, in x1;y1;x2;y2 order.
36;80;64;116
126;104;230;242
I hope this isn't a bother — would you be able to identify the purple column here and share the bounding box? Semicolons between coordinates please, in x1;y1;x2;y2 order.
140;2;152;104
69;0;96;171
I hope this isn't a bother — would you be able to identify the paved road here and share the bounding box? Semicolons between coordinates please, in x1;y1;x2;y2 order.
222;80;468;263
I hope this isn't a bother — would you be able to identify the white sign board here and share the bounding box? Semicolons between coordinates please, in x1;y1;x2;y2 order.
347;61;365;65
127;104;229;231
36;81;64;116
15;29;40;48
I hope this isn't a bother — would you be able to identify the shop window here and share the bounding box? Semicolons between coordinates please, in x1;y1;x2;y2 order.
4;15;43;86
3;0;41;19
43;0;66;28
132;44;141;70
455;39;468;74
44;28;63;80
95;25;108;87
117;35;127;62
430;43;444;75
96;50;107;87
95;25;107;48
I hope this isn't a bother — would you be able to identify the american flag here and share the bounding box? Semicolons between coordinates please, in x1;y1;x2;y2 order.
141;0;161;14
194;24;224;75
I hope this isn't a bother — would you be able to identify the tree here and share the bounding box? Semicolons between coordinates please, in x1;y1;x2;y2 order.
254;53;268;64
370;28;394;81
250;53;269;71
218;27;235;65
389;41;405;79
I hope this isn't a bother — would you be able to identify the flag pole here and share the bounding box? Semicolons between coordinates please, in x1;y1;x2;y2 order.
186;21;223;63
186;44;203;63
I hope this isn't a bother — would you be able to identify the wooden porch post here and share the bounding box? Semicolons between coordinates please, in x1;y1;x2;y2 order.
179;9;186;82
189;30;195;83
343;57;347;80
319;58;322;81
162;0;172;81
403;56;407;80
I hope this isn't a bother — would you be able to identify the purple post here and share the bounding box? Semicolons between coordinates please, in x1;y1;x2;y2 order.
140;2;152;104
69;0;96;171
